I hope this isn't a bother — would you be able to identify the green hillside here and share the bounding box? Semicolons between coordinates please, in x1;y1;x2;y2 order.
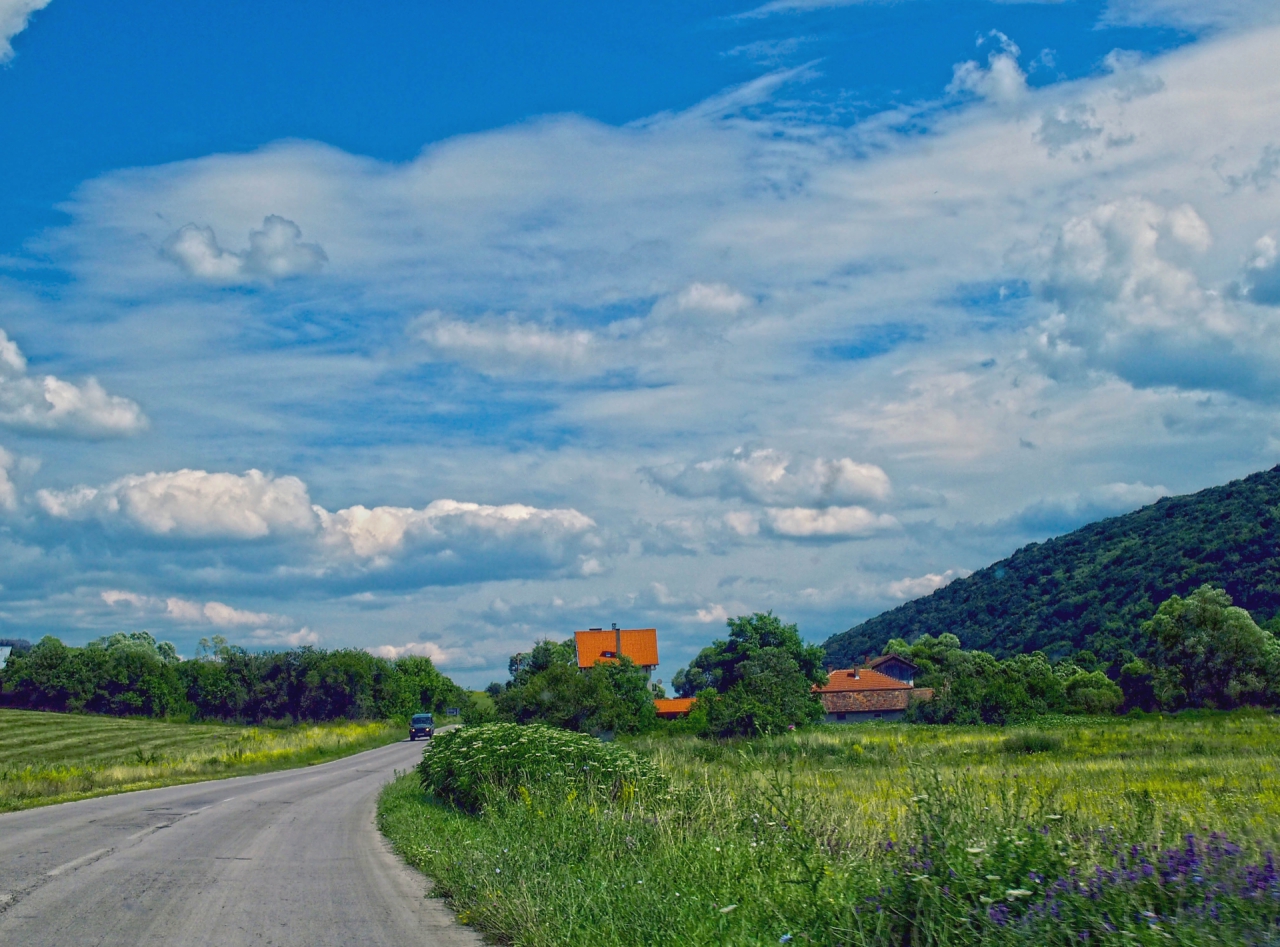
823;466;1280;668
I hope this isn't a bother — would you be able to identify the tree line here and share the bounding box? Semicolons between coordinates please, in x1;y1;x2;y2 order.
0;633;473;724
494;584;1280;739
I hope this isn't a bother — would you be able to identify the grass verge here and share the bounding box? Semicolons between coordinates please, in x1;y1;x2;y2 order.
379;712;1280;946
0;708;401;811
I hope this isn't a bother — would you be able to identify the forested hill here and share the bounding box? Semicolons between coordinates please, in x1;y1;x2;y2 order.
823;466;1280;668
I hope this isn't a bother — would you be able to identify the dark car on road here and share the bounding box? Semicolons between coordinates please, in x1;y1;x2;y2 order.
409;713;434;740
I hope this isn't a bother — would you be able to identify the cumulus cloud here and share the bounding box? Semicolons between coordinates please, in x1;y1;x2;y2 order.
0;329;147;437
37;463;604;586
1040;199;1212;324
0;0;50;63
162;215;327;283
411;311;595;376
695;603;730;624
0;445;15;511
947;32;1029;105
252;627;320;647
672;282;751;316
885;569;967;600
38;469;317;539
645;447;891;506
763;505;898;538
101;589;288;628
1027;199;1275;392
1001;481;1169;535
317;499;598;566
1236;234;1280;305
366;640;458;663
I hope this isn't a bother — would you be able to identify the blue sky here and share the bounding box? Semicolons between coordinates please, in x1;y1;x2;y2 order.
2;0;1279;686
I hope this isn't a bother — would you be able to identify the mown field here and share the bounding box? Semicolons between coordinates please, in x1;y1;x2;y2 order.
0;708;401;811
380;712;1280;946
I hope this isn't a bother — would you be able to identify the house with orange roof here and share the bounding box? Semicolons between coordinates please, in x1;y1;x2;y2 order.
653;697;695;719
813;660;932;723
574;624;659;671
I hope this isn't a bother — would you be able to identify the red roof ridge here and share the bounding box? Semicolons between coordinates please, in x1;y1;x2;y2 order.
814;667;912;693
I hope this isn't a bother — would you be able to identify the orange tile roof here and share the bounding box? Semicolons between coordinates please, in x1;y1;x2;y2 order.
574;629;660;669
814;668;912;694
654;697;695;717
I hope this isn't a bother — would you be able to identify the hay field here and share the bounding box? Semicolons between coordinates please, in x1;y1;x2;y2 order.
0;708;400;811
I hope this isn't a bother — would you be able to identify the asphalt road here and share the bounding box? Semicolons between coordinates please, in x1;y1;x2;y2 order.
0;738;484;947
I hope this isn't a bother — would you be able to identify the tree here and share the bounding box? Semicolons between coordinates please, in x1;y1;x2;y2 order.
496;651;657;735
1144;584;1280;709
672;613;827;737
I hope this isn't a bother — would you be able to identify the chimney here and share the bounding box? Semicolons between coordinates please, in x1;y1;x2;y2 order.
612;623;621;661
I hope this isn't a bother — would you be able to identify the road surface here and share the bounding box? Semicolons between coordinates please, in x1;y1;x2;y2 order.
0;738;484;946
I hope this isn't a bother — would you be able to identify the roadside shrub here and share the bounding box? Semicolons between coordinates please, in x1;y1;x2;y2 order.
418;722;665;813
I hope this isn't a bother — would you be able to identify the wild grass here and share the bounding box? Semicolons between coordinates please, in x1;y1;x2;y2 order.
0;708;400;811
379;711;1280;946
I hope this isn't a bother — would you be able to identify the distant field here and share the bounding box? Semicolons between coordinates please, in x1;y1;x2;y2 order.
381;712;1280;946
0;708;401;811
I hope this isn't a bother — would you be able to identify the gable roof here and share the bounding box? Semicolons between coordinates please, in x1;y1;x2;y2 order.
868;653;918;672
654;697;695;717
814;667;912;694
574;628;659;669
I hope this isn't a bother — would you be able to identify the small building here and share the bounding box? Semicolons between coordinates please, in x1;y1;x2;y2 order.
814;667;932;723
574;625;659;671
866;653;918;685
654;697;695;719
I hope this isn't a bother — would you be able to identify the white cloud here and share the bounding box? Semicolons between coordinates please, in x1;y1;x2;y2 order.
162;215;327;283
764;505;898;538
695;603;729;623
0;329;147;437
367;641;451;661
411;311;595;376
673;282;751;316
886;569;966;600
1040;198;1211;325
252;627;320;647
101;589;288;628
646;447;890;506
39;469;317;538
0;445;14;511
1237;233;1280;305
947;32;1029;105
1102;0;1280;31
0;0;50;63
317;499;597;561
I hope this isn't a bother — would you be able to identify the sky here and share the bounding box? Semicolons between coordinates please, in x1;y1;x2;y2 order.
2;0;1280;688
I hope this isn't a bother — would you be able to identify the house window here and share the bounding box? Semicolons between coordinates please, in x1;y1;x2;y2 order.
836;713;847;721
874;713;883;719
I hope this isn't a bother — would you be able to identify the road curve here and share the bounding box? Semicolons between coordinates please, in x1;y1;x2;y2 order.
0;738;484;947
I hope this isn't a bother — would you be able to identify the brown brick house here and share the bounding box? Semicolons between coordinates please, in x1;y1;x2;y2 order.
813;666;932;723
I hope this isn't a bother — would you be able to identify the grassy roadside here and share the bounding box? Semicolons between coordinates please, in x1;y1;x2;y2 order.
0;708;402;812
378;712;1280;946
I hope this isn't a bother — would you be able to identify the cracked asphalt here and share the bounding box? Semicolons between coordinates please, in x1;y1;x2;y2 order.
0;738;483;946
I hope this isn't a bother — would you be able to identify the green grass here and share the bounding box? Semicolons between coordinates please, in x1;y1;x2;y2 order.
0;708;401;811
379;712;1280;946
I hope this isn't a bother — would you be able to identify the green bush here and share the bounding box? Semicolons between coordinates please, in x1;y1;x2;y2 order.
1001;731;1063;754
418;722;666;813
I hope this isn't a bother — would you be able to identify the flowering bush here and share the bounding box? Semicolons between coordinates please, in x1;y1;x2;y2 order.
419;722;665;812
